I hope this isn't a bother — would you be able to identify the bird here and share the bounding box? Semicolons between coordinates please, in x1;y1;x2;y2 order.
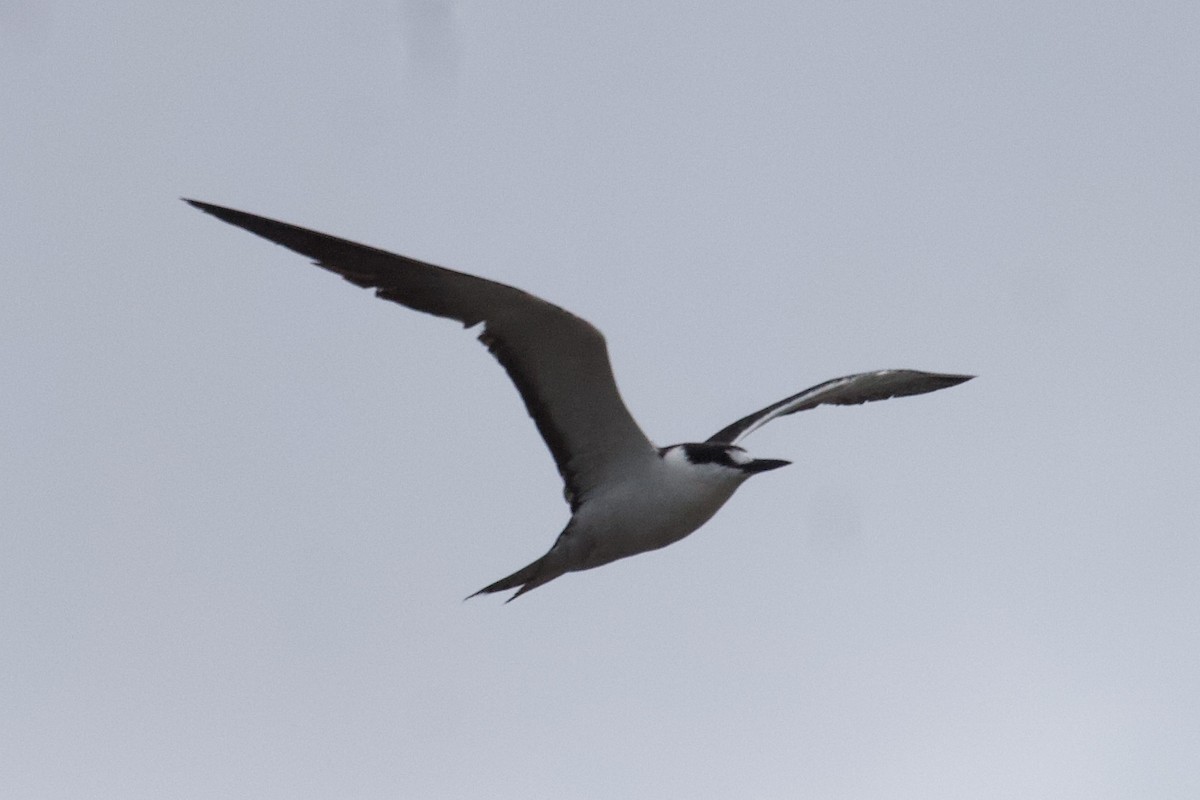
186;199;972;601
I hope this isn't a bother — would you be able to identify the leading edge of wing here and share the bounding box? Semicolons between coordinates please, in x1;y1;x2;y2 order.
706;369;974;445
185;198;508;324
185;199;658;509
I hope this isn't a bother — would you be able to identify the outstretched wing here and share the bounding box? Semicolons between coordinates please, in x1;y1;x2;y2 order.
706;369;973;445
186;200;658;511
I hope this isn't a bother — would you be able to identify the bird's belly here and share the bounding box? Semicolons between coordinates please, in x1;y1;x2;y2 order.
575;480;739;569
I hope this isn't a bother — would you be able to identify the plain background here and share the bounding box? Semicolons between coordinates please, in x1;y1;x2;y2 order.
3;2;1198;797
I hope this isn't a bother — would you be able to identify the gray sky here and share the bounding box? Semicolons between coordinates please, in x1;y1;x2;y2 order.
4;2;1199;797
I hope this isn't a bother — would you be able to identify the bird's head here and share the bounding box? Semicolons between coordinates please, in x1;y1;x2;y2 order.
661;442;791;481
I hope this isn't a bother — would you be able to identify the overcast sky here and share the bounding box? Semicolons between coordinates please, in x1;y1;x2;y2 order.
4;2;1199;798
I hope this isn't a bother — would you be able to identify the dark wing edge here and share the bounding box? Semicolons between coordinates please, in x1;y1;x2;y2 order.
185;199;496;323
185;199;657;510
706;369;974;445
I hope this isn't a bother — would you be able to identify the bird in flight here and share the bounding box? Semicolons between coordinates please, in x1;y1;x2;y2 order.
187;200;972;601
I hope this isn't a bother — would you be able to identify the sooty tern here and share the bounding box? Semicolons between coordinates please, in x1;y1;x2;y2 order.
187;200;972;601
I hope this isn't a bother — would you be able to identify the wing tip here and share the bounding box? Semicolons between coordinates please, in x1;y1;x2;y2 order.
936;372;976;388
183;198;240;224
896;370;976;398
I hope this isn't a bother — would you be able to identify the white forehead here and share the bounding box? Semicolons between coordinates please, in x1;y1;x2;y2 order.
661;444;753;466
725;447;752;465
662;445;690;465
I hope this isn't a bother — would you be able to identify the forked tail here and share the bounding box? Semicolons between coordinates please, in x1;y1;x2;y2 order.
467;553;557;603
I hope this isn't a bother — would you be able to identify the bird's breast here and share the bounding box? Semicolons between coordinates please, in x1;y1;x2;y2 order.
571;461;744;568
